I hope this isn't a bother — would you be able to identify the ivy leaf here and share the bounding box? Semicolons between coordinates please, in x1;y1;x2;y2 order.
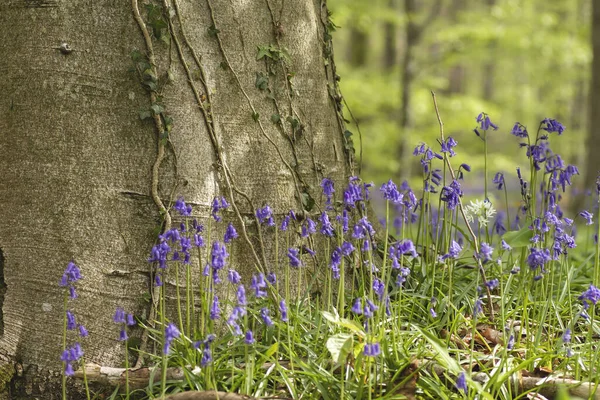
151;104;165;115
208;25;220;37
256;45;272;60
301;192;315;211
139;109;153;120
252;112;260;122
255;72;269;91
271;113;281;124
286;116;299;130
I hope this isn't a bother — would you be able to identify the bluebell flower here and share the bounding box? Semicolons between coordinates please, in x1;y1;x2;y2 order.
228;269;241;284
579;284;600;309
352;217;376;240
455;372;467;393
119;328;128;341
364;299;378;318
396;267;410;287
485;279;499;290
373;279;385;301
287;247;302;267
511;122;528;138
351;298;362;315
477;243;493;263
318;212;335;237
224;223;238;243
336;209;349;233
237;285;247;305
476;112;498;131
78;325;88;338
211;196;229;222
441;240;462;260
66;311;77;330
473;299;483;317
60;261;82;287
256;205;275;226
507;334;515;350
280;214;291;231
210;295;221;320
398;239;418;258
526;247;551;270
174;197;192;216
380;179;403;204
413;143;426;156
341;241;355;256
440;180;462;210
330;247;342;279
149;241;171;269
579;210;593;225
211;241;229;270
279;300;288;322
440;137;458;157
201;347;212;367
266;272;277;285
260;307;274;327
321;178;335;209
245;330;255;345
563;328;571;343
301;218;317;237
493;172;504;190
542;118;565;135
251;274;267;298
501;240;512;251
163;323;181;355
363;342;381;357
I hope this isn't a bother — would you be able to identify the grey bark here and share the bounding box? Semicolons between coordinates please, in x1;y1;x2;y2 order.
0;0;350;397
582;0;600;197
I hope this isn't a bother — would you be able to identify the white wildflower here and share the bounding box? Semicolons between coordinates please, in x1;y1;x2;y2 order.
464;199;496;227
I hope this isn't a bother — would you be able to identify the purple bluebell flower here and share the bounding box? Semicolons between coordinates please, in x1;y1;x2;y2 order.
351;298;362;315
398;239;418;258
279;300;288;322
280;214;291;231
228;269;241;284
476;112;498;131
211;196;228;222
507;334;515;350
210;295;221;320
441;240;462;260
485;279;499;290
455;372;467;393
318;212;335;237
352;217;376;240
174;197;192;216
251;274;267;298
511;122;528;138
237;285;247;305
330;247;342;279
526;247;551;270
79;325;88;338
245;330;255;345
364;299;378;318
373;279;385;301
396;267;410;287
440;137;458;157
321;178;335;209
66;311;76;330
579;284;600;309
542;118;565;135
163;323;180;355
211;241;228;270
440;180;462;210
287;247;302;267
119;328;128;341
224;223;238;243
336;209;349;233
260;307;274;327
201;347;212;367
301;218;317;238
363;342;381;357
501;240;512;251
579;210;593;225
261;273;273;286
341;241;355;256
477;243;493;263
380;179;403;204
493;172;504;190
473;299;483;317
60;261;82;287
563;328;572;343
256;205;275;226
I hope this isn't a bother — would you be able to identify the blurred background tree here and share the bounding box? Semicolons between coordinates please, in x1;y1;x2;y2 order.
329;0;592;204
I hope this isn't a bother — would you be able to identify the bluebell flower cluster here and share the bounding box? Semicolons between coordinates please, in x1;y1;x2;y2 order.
163;323;181;355
61;343;84;376
211;196;229;222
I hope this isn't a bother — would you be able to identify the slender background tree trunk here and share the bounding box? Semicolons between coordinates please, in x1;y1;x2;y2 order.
0;0;350;397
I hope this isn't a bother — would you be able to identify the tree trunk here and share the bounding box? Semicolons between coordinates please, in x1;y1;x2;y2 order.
383;0;398;71
0;0;351;397
583;0;600;197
